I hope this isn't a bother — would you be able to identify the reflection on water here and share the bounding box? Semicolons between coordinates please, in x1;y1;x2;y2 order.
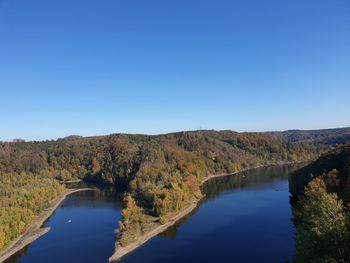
202;164;303;201
158;164;305;241
4;246;30;263
120;164;306;263
5;164;306;263
157;205;200;240
5;188;122;263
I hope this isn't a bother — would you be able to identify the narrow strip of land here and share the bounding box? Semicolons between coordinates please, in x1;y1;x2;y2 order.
0;188;94;262
109;162;297;262
109;201;198;262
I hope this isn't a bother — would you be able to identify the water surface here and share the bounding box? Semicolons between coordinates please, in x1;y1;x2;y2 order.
7;164;302;263
5;189;122;263
120;164;302;263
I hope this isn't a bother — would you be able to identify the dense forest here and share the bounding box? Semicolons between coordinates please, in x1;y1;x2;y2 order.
289;142;350;204
0;171;65;250
290;143;350;262
1;128;350;250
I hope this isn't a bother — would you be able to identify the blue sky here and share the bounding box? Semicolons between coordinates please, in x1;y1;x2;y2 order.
0;0;349;141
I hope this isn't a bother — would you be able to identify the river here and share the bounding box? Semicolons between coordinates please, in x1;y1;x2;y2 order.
6;164;302;263
4;189;122;263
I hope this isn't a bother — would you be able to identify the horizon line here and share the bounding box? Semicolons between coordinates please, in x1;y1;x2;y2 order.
2;126;349;143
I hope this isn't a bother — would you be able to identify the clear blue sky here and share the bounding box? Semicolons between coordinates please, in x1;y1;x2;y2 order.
0;0;349;141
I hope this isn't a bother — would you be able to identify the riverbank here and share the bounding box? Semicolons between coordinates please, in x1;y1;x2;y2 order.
109;201;198;262
0;188;94;262
109;161;300;262
202;161;300;184
58;179;83;184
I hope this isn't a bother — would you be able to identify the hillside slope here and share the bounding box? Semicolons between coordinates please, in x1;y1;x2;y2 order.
289;143;350;205
1;128;350;250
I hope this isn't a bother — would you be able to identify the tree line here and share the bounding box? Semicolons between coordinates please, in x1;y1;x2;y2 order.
291;143;350;262
0;170;65;250
1;129;349;250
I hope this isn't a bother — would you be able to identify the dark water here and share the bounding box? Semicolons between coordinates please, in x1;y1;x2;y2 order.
120;164;303;263
6;164;302;263
5;189;122;263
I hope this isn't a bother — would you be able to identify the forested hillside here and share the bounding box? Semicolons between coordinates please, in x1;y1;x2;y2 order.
1;128;350;250
289;142;350;203
290;143;350;262
0;171;65;250
3;128;350;182
270;127;350;146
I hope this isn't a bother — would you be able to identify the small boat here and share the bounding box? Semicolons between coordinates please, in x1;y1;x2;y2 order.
68;219;72;223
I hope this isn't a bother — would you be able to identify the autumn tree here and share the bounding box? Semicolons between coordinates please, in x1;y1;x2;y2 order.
0;228;5;250
294;177;349;263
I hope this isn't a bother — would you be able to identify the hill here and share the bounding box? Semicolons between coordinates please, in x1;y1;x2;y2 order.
290;142;350;262
1;128;350;251
289;142;350;206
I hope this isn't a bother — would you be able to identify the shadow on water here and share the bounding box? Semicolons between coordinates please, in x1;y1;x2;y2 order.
159;163;305;241
4;185;123;263
202;164;306;201
5;164;307;263
118;163;307;263
4;246;30;263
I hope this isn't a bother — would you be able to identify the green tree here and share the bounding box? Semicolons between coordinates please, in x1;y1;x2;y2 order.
294;177;349;263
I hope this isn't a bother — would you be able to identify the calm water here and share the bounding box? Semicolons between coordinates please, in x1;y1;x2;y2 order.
120;164;302;263
5;189;122;263
6;164;302;263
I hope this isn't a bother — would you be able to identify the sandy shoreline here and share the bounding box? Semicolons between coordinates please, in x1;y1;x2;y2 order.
0;162;300;262
0;188;94;262
109;202;198;262
109;161;298;262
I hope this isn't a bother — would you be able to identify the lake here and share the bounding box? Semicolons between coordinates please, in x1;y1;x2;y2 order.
6;164;302;263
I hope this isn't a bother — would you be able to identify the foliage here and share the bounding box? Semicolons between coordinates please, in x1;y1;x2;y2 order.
1;128;349;249
0;170;65;250
290;143;350;205
118;194;144;246
293;177;349;263
291;144;350;262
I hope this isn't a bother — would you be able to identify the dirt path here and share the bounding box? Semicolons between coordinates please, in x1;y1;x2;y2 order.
0;188;94;263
